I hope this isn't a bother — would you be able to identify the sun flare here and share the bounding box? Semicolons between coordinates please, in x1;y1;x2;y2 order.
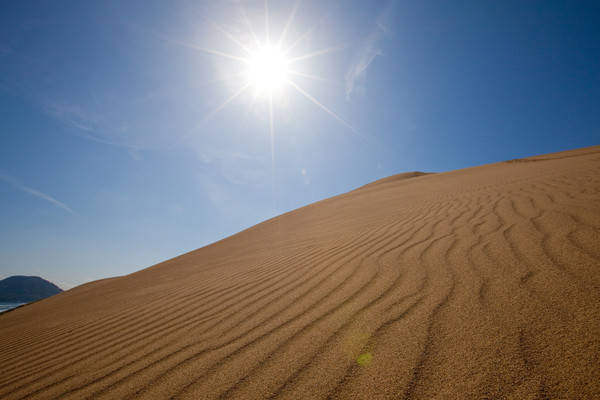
245;45;290;95
173;0;356;150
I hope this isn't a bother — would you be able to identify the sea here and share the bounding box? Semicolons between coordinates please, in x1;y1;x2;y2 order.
0;303;25;313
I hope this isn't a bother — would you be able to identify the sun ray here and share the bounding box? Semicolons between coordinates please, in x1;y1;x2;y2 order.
169;38;248;63
283;25;315;56
240;5;261;48
269;94;275;167
282;11;331;56
197;72;247;88
287;79;356;134
269;92;276;211
198;82;252;124
288;69;341;86
170;82;251;148
288;44;347;63
212;22;251;55
265;0;271;46
277;0;302;49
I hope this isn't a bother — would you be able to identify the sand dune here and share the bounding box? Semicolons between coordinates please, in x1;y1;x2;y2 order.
1;146;599;399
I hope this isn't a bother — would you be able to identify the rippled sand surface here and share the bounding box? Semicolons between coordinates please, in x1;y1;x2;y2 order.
1;146;599;399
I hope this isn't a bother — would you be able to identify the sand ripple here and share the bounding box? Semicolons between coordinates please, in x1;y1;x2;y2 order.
0;146;599;399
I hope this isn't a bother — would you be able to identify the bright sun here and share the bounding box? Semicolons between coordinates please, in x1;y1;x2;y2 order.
245;45;290;96
175;0;355;145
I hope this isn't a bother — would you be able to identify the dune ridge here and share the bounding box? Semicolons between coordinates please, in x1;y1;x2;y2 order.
0;146;599;399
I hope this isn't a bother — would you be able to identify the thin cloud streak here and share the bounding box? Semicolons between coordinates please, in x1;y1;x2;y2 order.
0;172;75;214
43;101;144;157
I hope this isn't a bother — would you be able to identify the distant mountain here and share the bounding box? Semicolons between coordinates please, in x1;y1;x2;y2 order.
0;276;63;303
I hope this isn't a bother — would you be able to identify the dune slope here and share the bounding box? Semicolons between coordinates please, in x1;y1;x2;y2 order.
0;146;599;399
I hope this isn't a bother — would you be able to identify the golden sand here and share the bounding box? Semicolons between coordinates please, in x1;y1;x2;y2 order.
1;146;599;399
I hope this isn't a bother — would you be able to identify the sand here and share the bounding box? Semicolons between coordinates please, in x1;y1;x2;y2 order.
0;146;599;399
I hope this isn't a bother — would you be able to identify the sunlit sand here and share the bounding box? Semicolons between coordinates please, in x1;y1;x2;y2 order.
0;146;599;399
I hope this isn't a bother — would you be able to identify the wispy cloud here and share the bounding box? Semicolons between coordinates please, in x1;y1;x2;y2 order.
0;172;75;215
43;101;144;159
345;1;395;101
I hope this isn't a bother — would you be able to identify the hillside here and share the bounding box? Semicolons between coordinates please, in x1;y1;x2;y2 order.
0;146;598;399
0;276;62;303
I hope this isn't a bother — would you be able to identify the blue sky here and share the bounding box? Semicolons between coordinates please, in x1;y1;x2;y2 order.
1;0;598;289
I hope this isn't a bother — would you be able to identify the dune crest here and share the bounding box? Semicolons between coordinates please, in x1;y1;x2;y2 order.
354;171;433;191
1;146;599;399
